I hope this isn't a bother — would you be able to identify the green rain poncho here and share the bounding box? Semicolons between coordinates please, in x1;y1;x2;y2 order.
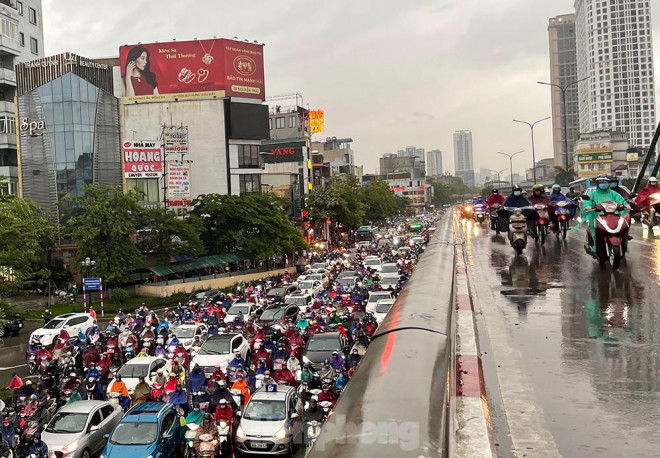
582;187;628;228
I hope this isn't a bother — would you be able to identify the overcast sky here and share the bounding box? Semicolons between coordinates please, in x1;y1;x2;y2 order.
43;0;660;177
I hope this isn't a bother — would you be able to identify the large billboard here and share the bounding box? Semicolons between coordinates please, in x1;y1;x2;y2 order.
123;141;163;178
260;140;306;164
119;39;265;102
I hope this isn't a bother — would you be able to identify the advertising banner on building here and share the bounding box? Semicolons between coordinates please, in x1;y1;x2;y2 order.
260;140;306;164
167;161;192;207
119;39;265;102
627;152;639;162
309;110;324;134
164;126;189;154
576;151;613;163
123;141;163;178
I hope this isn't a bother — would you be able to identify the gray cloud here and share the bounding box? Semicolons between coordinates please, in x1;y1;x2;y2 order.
42;0;660;175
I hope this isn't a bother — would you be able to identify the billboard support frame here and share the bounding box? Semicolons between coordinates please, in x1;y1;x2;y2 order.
159;122;190;212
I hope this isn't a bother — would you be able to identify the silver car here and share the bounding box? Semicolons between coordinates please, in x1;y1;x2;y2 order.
42;400;123;458
235;385;302;455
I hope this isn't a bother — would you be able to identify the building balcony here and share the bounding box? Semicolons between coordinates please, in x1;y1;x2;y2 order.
0;35;20;57
0;132;15;148
0;165;17;179
0;67;15;86
0;100;14;115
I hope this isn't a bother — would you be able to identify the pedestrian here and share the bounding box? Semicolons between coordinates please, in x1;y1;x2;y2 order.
88;305;97;320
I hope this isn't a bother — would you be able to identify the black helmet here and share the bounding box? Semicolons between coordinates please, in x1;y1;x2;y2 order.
492;189;499;194
512;185;522;193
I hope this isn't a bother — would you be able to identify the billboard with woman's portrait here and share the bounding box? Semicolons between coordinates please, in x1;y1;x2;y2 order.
119;38;265;101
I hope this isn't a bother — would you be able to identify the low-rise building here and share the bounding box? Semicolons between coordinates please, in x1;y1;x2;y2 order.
573;130;631;179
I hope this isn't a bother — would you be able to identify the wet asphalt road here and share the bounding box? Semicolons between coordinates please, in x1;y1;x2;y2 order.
463;218;660;457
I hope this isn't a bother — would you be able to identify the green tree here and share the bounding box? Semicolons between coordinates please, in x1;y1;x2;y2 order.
431;177;470;206
0;197;55;294
136;207;205;264
360;180;398;224
554;167;576;186
306;175;365;230
190;193;306;260
65;184;145;286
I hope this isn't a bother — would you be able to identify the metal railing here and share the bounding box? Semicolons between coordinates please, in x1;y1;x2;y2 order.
310;215;457;457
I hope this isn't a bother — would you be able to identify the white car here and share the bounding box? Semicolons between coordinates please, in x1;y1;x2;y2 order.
366;291;393;314
190;333;250;376
106;356;169;397
379;276;399;291
224;302;255;324
298;280;323;297
30;313;94;346
168;323;208;350
374;299;395;324
285;293;313;308
305;273;328;288
363;256;383;272
379;263;400;276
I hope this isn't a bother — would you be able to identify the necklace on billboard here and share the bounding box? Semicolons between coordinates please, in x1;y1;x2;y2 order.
199;40;215;65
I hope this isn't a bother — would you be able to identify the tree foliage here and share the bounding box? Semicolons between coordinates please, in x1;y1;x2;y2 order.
0;197;55;293
136;207;205;264
554;167;576;186
65;184;146;286
360;180;399;224
306;175;365;229
190;193;307;260
431;177;471;205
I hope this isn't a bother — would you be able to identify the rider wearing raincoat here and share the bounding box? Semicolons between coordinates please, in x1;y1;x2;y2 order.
582;175;629;252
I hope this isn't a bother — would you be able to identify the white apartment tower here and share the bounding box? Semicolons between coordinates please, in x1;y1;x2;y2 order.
575;0;656;151
453;130;474;186
426;149;443;177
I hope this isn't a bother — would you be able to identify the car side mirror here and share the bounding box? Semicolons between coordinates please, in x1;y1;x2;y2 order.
163;432;173;440
236;410;242;417
150;372;157;378
89;425;100;432
103;433;109;440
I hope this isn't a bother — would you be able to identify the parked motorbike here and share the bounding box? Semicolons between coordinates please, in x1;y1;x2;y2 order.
584;201;630;270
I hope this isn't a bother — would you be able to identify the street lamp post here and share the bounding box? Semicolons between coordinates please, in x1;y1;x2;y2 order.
538;77;590;171
513;117;551;184
485;168;509;184
496;151;524;188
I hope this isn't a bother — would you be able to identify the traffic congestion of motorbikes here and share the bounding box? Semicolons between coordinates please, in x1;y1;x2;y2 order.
458;174;660;270
0;217;436;457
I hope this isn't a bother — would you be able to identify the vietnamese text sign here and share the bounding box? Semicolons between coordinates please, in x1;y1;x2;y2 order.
123;141;163;178
119;39;265;100
309;109;324;134
83;278;101;291
260;141;306;164
167;161;192;207
164;126;189;154
576;151;613;163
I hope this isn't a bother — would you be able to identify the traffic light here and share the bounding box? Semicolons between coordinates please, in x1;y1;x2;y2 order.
326;217;331;225
302;210;309;218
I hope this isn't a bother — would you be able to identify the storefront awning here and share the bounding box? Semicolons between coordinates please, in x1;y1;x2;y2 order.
141;251;252;277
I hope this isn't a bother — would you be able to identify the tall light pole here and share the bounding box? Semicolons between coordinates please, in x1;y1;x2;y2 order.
513;117;551;184
538;76;589;171
497;151;524;188
485;168;508;184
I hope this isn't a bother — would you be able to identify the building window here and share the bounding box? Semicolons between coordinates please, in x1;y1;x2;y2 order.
275;117;284;129
237;144;260;168
29;36;37;54
19;32;23;46
28;7;36;24
126;178;160;202
0;17;17;40
288;116;296;128
17;1;22;15
268;118;272;130
239;174;261;194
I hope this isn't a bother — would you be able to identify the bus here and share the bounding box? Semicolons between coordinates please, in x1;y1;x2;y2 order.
355;226;378;243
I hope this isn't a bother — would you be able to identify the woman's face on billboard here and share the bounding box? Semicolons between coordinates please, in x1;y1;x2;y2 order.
135;52;148;71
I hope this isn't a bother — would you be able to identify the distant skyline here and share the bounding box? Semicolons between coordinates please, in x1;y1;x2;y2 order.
42;0;660;177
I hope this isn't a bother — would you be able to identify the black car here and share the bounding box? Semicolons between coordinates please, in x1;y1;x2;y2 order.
188;289;223;305
266;285;298;301
0;312;24;337
258;305;300;333
305;332;344;370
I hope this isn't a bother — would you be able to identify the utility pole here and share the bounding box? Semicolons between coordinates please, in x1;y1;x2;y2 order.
513;117;551;183
496;151;524;188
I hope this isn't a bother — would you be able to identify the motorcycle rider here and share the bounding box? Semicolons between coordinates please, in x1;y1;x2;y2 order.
634;176;660;218
317;383;338;408
329;351;345;371
304;398;325;422
583;174;629;253
109;374;130;410
84;362;103;400
228;351;246;371
472;195;487;214
130;376;151;407
193;413;219;456
609;176;632;200
549;184;577;229
566;186;579;200
214;397;233;423
487;189;505;209
498;185;537;232
29;433;49;458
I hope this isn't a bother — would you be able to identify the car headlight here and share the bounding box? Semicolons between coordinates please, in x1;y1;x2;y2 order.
236;425;246;439
273;426;288;440
62;440;79;453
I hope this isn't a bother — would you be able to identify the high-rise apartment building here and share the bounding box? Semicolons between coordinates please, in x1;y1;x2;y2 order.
453;130;474;186
548;14;580;168
426;149;443;177
397;146;424;161
575;0;656;153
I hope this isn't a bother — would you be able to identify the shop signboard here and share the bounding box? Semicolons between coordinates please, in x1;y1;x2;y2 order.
309;109;324;134
164;126;189;154
260;140;306;164
167;161;192;207
123;141;163;178
576;151;613;163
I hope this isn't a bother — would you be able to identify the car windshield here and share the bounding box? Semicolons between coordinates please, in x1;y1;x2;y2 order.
381;277;398;285
307;275;322;280
337;278;355;287
199;338;231;355
46;412;88;434
376;302;393;313
299;281;316;289
243;399;286;421
380;265;398;273
260;308;285;322
308;337;341;351
191;291;207;299
364;259;381;266
171;327;195;338
369;293;391;303
267;289;285;296
228;305;250;316
285;296;309;306
118;364;150;379
110;421;157;445
311;264;325;269
42;319;66;329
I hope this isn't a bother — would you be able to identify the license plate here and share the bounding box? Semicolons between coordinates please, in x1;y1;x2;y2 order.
252;442;268;449
19;323;23;328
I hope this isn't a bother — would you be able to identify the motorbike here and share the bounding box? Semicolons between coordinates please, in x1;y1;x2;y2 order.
503;206;533;255
489;204;501;234
305;420;323;450
554;201;574;240
196;433;219;458
531;204;549;246
584;201;630;270
85;377;97;400
218;420;231;455
183;422;199;458
26;345;38;375
473;203;486;225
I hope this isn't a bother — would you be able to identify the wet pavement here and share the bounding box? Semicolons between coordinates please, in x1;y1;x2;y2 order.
462;218;660;458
